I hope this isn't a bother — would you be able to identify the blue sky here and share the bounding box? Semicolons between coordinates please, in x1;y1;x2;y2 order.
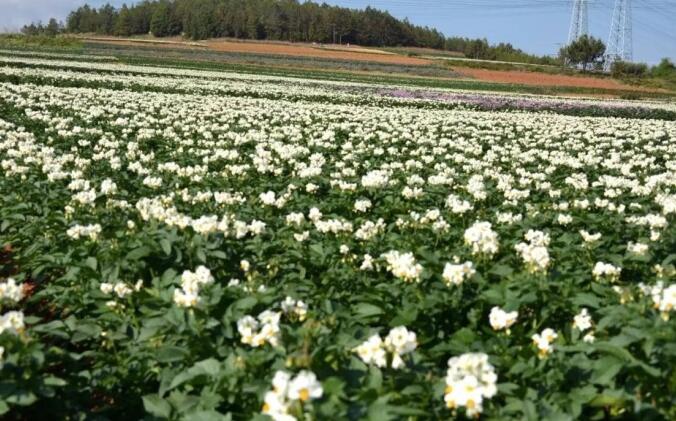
1;0;674;64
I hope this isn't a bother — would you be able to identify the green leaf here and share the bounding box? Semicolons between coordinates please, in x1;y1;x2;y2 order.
126;246;151;261
489;264;513;277
160;239;172;256
84;256;97;271
591;356;623;385
143;394;172;418
5;390;37;406
157;345;189;363
168;358;221;390
43;376;67;387
0;400;8;415
185;410;231;421
353;303;383;321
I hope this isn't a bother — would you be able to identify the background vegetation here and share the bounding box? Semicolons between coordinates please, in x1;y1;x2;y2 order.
22;0;557;65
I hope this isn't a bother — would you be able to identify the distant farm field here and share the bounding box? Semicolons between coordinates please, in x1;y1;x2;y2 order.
84;36;432;66
75;36;670;95
0;48;675;420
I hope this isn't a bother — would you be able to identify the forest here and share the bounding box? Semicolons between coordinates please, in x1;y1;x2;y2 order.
22;0;557;64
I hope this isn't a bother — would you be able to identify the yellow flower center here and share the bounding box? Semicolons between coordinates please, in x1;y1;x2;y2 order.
299;388;310;401
262;403;270;413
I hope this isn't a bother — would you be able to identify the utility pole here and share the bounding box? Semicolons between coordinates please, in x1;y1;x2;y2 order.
605;0;633;70
567;0;588;44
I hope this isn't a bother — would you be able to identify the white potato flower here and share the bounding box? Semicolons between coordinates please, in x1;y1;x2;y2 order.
0;278;24;302
381;251;423;283
573;308;593;331
532;328;558;358
442;261;475;286
444;353;497;417
464;221;499;257
489;307;518;332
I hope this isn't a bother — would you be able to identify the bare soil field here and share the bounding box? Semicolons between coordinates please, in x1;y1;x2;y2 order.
452;66;654;91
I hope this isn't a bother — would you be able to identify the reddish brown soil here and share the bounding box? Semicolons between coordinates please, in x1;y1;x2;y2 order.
452;66;654;92
84;36;431;65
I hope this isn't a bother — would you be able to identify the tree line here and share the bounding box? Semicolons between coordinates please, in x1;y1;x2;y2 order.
23;0;556;64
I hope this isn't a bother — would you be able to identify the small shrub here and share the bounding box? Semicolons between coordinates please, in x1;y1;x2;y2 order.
611;61;649;78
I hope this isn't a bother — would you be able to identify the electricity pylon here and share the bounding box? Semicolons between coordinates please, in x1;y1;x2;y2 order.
568;0;589;44
605;0;633;70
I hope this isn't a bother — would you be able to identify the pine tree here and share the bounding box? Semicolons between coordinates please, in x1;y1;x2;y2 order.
150;1;171;37
115;5;132;36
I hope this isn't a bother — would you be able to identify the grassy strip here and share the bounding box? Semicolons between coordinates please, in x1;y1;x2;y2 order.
0;34;83;51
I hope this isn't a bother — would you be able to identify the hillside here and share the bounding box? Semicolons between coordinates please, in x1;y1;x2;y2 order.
27;0;556;66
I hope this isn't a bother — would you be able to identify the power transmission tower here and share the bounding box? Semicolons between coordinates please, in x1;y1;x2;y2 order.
605;0;633;70
567;0;588;44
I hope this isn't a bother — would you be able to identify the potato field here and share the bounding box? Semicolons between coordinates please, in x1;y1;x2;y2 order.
0;50;674;420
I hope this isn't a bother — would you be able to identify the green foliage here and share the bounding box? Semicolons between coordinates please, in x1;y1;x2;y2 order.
651;58;676;79
20;18;64;37
0;34;82;50
611;61;649;78
28;0;548;65
560;35;606;71
0;48;675;420
149;1;174;37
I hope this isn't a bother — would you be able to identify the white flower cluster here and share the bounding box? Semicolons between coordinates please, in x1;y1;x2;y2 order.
464;221;499;257
353;198;372;213
532;328;558;357
173;266;214;307
0;310;25;335
262;370;323;421
445;194;473;214
66;223;102;240
496;212;522;225
354;326;417;369
100;281;138;298
642;282;676;321
627;242;649;256
100;280;142;308
100;178;117;195
0;278;24;302
360;254;374;271
381;251;423;283
442;261;475;286
514;230;550;273
281;296;308;322
354;219;385;241
444;353;497;417
489;307;518;333
572;308;595;343
592;262;622;282
259;188;295;208
580;230;602;244
237;310;281;347
361;169;390;188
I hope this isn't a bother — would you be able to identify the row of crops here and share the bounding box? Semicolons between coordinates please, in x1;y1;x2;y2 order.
0;50;674;419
